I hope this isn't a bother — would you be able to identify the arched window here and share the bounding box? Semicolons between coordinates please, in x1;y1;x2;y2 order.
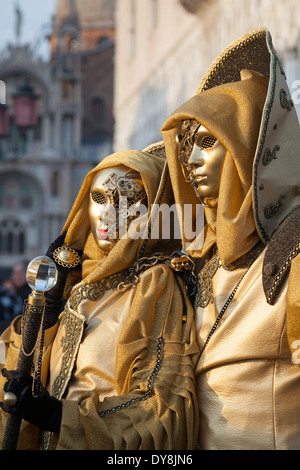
0;219;25;254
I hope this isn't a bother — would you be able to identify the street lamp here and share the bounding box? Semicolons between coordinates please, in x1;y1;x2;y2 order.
13;81;39;128
0;80;40;158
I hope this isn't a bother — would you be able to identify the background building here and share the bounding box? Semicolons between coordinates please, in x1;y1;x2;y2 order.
113;0;300;151
1;0;300;277
0;0;115;274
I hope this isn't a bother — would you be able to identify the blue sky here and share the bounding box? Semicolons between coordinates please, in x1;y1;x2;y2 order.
0;0;57;59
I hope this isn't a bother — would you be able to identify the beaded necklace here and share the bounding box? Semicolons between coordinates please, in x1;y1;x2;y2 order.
199;268;248;359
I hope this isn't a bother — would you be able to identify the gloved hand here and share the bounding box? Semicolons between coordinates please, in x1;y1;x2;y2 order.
44;231;82;328
0;369;62;433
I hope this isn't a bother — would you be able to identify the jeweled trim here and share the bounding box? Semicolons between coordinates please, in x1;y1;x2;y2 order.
197;29;268;93
266;243;300;304
253;31;279;242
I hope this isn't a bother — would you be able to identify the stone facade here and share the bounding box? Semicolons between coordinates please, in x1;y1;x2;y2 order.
0;0;115;272
113;0;300;152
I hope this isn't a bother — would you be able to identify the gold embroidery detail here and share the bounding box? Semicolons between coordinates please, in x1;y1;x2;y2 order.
194;249;220;308
51;308;85;400
69;272;129;310
266;241;300;304
197;30;269;93
195;243;264;308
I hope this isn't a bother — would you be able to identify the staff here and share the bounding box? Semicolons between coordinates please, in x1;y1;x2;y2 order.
1;256;57;450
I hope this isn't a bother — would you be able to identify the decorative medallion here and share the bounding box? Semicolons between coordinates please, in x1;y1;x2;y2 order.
53;246;81;268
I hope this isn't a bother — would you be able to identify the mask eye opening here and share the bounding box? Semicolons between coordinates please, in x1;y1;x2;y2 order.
200;136;217;150
91;191;107;205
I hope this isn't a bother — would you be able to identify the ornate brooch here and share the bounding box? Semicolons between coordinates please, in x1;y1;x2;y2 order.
53;246;81;269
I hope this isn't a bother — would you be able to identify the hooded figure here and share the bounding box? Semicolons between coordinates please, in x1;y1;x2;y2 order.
162;28;300;450
0;149;199;450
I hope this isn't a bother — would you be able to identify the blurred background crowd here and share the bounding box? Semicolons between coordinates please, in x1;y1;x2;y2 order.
0;260;30;332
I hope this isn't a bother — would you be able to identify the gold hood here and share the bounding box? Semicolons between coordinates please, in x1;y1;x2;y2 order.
61;148;178;288
161;27;300;265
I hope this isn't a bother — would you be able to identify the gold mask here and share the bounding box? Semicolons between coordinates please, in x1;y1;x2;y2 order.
89;165;147;254
187;125;226;200
177;120;226;201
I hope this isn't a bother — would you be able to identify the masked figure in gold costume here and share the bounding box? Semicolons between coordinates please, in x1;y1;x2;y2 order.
0;149;199;450
161;28;300;450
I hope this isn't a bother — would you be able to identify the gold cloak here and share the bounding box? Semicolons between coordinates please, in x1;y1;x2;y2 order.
0;149;199;450
161;27;300;449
